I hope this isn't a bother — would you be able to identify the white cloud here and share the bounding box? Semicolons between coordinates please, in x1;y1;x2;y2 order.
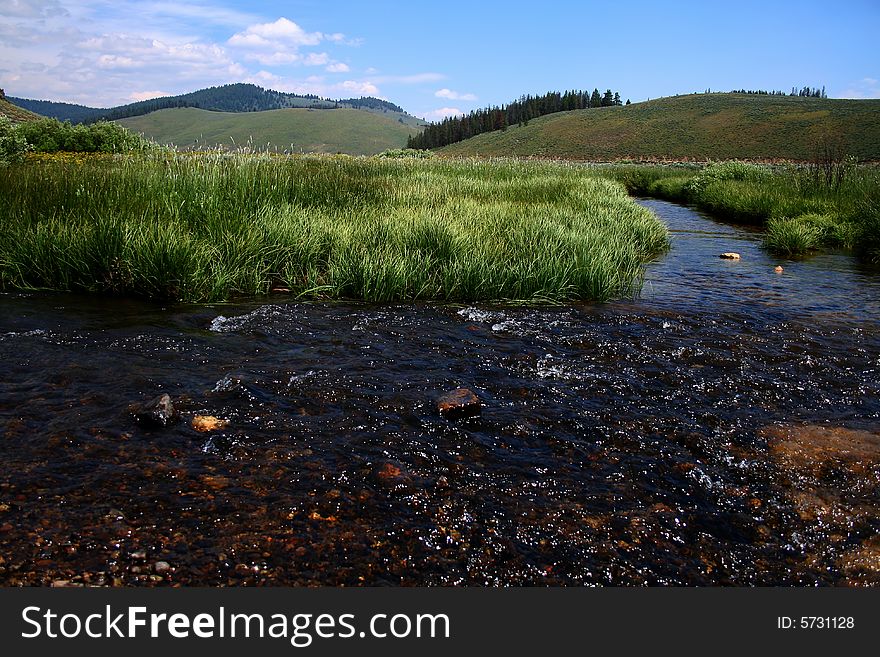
128;90;171;101
240;72;382;100
303;52;329;66
435;88;477;101
0;4;415;110
339;80;380;97
227;17;353;69
838;77;880;99
229;17;323;47
242;51;300;66
13;31;248;105
424;107;463;120
97;54;137;69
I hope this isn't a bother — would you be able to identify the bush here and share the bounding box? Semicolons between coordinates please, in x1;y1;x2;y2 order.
376;148;436;159
14;118;157;153
0;116;30;164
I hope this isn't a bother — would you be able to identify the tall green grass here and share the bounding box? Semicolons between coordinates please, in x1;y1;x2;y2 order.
0;154;668;302
606;162;880;259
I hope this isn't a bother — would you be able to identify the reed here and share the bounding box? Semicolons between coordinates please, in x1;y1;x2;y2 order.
0;153;668;303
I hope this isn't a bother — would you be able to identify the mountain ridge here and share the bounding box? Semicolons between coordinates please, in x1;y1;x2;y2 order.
7;83;420;126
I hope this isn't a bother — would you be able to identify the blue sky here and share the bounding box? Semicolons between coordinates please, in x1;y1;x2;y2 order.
1;0;878;119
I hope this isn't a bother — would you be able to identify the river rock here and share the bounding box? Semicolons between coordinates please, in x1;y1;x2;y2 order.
192;415;228;432
437;388;481;420
719;252;741;259
761;423;880;478
774;265;784;273
132;393;178;428
372;462;414;493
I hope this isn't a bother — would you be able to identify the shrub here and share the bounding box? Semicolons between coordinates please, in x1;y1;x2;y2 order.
0;116;30;164
376;148;436;159
14;118;157;153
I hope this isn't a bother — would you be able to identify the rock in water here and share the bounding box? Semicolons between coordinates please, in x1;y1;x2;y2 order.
372;462;414;494
774;265;784;273
437;388;481;420
192;415;228;432
132;393;178;428
719;252;741;260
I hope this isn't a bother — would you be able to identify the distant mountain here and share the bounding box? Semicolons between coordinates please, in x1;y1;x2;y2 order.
118;106;422;155
7;83;417;125
439;93;880;161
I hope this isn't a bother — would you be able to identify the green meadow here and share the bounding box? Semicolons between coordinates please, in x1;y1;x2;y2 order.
0;154;669;303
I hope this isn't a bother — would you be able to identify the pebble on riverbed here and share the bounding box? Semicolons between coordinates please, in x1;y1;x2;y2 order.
131;393;178;428
437;388;481;420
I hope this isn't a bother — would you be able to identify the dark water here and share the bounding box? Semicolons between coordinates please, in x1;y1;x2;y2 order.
1;199;878;586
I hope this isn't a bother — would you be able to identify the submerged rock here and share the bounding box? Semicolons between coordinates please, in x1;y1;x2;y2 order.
774;265;784;273
719;252;741;260
761;423;880;478
437;388;481;420
192;415;228;432
132;393;178;428
372;461;414;493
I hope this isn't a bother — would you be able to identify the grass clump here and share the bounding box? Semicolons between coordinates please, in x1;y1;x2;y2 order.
763;217;822;256
0;154;668;303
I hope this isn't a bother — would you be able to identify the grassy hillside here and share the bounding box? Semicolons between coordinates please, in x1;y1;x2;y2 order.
0;95;41;123
440;93;880;161
119;107;421;155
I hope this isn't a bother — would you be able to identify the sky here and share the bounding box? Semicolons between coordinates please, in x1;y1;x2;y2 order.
1;0;878;120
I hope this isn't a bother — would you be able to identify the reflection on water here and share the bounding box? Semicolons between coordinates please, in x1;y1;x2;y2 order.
0;199;877;586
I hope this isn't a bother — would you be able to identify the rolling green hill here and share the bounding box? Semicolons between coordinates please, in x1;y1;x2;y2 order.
118;106;422;155
439;93;880;161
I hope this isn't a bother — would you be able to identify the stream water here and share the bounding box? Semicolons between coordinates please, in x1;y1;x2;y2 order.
1;199;878;586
